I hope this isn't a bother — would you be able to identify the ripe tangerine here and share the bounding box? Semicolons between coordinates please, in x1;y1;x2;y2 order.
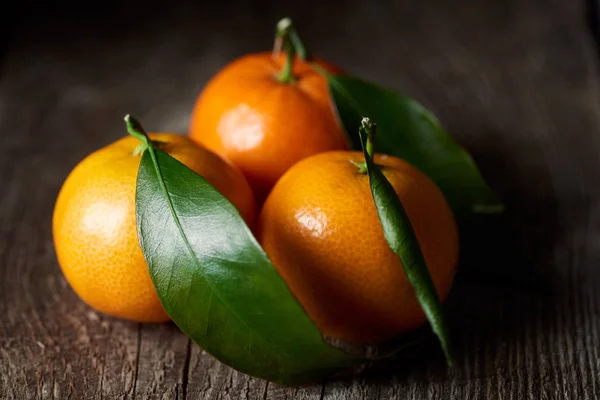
258;151;459;343
53;132;256;322
189;20;348;203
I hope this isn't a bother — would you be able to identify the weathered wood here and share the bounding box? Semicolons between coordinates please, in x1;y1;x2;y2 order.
133;324;190;399
1;0;600;398
185;347;268;399
0;127;143;400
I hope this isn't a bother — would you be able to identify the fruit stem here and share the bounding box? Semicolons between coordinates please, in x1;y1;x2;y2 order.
277;45;296;84
361;117;376;159
125;114;152;154
274;17;307;84
353;117;376;174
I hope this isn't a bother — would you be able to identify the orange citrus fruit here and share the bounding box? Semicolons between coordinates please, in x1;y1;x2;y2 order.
258;151;459;343
53;133;256;322
189;51;348;203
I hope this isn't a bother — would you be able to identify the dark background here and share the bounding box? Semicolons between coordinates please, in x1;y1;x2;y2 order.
2;1;600;399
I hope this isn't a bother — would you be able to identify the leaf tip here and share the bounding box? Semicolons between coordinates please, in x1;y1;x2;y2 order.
443;345;455;367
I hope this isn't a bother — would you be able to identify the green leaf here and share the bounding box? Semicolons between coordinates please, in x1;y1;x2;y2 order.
135;146;358;385
357;120;454;365
324;73;503;219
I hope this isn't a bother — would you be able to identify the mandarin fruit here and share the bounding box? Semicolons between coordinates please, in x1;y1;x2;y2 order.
53;127;256;322
258;150;459;343
189;18;348;202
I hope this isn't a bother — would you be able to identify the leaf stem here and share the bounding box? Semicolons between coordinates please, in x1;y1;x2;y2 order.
359;117;376;159
353;117;376;174
125;114;155;156
274;17;307;84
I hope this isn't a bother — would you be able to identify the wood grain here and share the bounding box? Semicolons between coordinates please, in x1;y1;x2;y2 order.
2;0;600;398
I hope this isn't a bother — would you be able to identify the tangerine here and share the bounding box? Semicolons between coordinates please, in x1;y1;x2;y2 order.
189;18;348;202
53;127;256;322
258;150;459;343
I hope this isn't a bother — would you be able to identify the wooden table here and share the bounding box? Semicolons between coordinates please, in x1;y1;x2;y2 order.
2;0;600;398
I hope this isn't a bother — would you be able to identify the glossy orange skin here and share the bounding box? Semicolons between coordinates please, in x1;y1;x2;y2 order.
258;151;459;343
189;52;349;203
53;134;256;322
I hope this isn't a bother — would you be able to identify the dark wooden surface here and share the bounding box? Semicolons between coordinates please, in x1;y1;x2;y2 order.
2;0;600;398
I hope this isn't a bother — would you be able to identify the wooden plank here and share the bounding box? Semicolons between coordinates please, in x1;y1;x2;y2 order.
133;325;190;399
1;0;600;398
265;383;323;400
185;346;268;399
0;145;141;399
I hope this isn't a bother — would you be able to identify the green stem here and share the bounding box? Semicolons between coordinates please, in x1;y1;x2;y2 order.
125;114;154;156
275;17;307;84
353;117;376;174
287;29;306;60
361;117;375;159
276;45;296;84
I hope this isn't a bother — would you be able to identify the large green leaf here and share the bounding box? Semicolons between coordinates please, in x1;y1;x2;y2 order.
134;134;358;384
357;119;454;365
325;73;503;219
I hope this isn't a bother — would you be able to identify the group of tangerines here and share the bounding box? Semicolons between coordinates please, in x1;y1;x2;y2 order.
53;19;458;346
